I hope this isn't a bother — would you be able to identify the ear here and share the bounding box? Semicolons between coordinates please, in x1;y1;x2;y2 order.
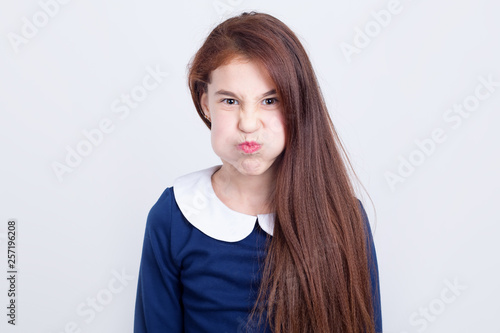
200;91;211;120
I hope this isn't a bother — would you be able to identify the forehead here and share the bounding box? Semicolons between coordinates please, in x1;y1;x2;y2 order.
207;57;275;93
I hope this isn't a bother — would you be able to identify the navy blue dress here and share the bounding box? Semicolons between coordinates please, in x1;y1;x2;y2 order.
134;165;382;332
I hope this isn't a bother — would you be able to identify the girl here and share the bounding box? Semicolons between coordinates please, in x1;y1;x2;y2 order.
134;11;382;333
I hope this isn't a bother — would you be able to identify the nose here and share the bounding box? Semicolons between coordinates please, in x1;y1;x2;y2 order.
238;105;261;133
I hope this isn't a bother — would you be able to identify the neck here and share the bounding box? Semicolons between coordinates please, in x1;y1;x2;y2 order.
212;162;276;215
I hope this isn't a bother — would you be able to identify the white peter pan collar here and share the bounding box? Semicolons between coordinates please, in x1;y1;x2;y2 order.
172;164;275;242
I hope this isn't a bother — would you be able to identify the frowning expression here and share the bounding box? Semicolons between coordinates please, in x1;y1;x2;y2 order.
200;56;286;176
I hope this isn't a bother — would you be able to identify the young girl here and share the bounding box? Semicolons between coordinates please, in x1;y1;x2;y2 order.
134;11;382;333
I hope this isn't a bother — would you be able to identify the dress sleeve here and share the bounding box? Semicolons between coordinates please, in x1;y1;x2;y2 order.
134;188;183;333
358;199;383;333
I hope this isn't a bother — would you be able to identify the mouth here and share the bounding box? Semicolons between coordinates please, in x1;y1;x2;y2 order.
238;141;261;153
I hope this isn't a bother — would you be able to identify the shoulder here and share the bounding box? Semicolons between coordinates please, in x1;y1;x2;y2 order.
355;198;372;234
144;186;187;267
145;186;176;238
356;198;368;221
144;165;220;239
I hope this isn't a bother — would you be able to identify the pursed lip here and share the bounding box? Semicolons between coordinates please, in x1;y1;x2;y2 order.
238;141;261;153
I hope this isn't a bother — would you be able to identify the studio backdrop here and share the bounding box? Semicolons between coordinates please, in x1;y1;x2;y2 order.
1;0;498;332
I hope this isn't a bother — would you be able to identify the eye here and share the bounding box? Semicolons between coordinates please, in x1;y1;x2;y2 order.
221;98;238;105
263;98;278;105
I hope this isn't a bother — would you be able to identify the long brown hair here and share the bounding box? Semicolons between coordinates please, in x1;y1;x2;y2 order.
187;11;379;333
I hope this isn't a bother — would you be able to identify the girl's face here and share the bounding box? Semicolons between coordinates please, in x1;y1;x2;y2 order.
200;56;286;176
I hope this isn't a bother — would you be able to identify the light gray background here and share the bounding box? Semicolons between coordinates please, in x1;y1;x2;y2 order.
1;0;499;332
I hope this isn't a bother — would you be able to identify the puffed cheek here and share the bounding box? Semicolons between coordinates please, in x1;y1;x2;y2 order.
268;115;286;132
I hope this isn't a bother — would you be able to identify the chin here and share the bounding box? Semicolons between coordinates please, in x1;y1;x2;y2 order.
236;159;274;175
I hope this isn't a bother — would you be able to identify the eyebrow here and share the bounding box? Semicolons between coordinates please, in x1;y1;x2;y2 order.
214;89;277;99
